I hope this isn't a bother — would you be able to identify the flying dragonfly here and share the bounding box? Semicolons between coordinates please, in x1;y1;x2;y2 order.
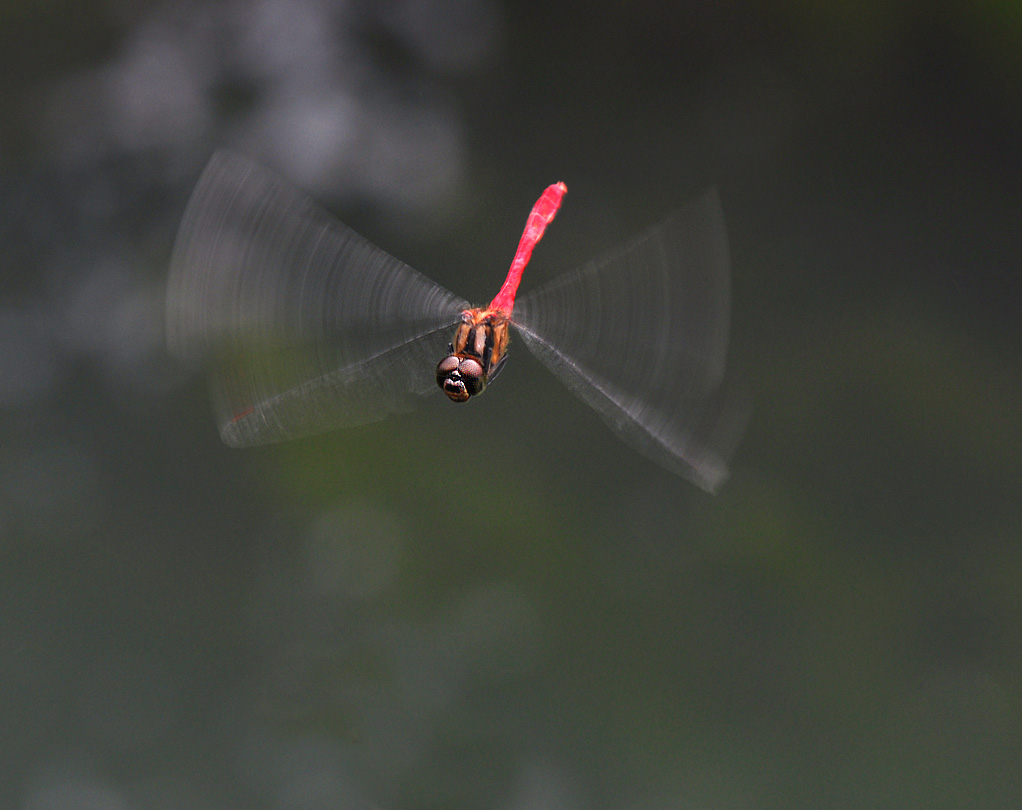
167;151;744;491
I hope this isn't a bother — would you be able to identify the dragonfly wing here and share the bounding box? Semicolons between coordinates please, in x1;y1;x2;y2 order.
513;189;745;491
213;322;461;448
167;150;468;447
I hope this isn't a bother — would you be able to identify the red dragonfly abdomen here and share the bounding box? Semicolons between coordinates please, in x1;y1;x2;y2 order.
436;182;565;402
488;182;566;316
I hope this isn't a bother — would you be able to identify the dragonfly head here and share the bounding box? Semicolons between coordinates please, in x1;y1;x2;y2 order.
436;354;486;402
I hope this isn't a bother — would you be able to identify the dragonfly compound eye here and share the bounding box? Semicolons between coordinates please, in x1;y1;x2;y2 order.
436;355;459;382
436;354;485;402
458;358;486;396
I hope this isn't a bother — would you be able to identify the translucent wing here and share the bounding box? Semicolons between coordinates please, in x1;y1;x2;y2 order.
167;150;468;447
513;190;745;492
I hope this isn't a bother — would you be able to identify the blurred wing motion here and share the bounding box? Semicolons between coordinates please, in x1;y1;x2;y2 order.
513;190;746;492
167;150;468;447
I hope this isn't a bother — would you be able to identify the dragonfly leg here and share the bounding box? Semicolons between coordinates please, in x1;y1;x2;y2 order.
487;353;508;383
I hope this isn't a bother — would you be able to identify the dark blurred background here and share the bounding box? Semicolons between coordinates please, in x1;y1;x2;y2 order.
2;1;1020;808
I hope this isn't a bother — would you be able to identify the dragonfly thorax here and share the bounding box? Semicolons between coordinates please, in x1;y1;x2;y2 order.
436;308;510;403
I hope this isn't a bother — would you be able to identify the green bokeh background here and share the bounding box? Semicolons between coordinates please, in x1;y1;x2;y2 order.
2;1;1020;808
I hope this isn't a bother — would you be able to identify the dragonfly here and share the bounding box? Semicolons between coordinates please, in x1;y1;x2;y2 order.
167;151;743;491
